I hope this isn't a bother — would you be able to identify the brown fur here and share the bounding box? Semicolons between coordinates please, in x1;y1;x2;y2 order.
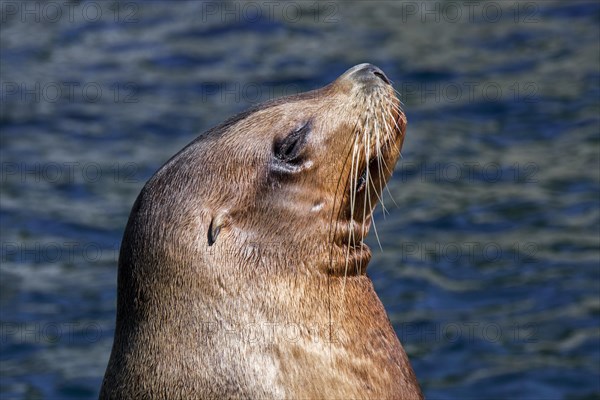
100;64;423;399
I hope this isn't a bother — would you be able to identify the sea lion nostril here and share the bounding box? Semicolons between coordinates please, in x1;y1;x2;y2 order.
373;70;391;85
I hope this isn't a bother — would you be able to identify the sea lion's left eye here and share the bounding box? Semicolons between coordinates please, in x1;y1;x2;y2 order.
273;121;310;163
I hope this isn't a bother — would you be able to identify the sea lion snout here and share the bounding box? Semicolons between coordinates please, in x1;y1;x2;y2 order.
342;63;392;86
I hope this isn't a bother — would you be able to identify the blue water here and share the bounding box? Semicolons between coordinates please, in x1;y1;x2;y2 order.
1;1;599;399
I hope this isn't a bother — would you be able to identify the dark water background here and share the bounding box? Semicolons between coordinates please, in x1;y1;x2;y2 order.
1;1;599;399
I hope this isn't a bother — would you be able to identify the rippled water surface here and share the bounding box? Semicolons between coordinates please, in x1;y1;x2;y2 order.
1;1;599;399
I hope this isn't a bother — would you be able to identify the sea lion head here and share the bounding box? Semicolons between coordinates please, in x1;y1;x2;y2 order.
124;63;406;281
104;64;416;399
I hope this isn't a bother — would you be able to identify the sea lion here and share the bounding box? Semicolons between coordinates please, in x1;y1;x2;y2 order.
100;63;423;399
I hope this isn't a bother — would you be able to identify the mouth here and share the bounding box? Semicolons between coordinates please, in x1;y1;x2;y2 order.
337;217;371;247
329;221;373;276
339;218;373;272
326;158;383;276
324;90;405;276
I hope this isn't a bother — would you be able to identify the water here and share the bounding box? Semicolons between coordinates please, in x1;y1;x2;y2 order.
1;1;599;399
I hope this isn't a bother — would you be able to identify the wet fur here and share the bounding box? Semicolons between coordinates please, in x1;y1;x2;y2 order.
100;65;422;399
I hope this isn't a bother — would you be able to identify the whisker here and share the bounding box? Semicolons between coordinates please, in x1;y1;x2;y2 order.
326;113;362;357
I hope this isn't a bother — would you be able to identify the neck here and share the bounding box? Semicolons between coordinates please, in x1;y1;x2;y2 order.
103;256;422;399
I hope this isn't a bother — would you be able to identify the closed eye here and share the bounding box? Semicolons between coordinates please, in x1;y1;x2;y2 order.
273;121;311;163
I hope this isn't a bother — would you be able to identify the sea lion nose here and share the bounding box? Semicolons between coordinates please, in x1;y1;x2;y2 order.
347;63;392;85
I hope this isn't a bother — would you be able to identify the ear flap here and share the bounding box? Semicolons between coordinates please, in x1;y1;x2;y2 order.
208;211;231;246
